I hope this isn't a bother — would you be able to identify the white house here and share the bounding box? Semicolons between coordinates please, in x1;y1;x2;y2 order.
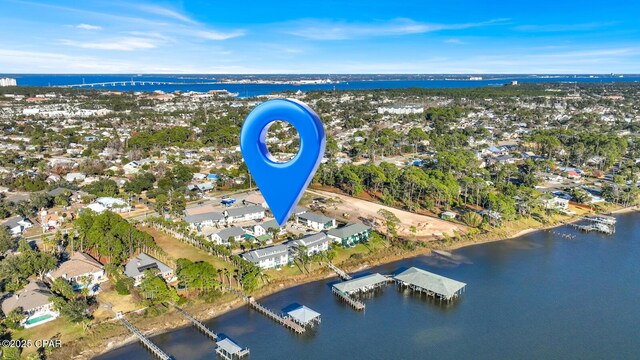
210;227;246;246
85;203;107;214
289;233;331;256
2;216;33;235
295;212;336;231
184;211;225;229
1;281;59;328
124;253;174;286
95;197;131;213
65;172;86;182
254;219;283;236
224;205;265;223
241;244;290;270
123;161;141;175
542;196;570;211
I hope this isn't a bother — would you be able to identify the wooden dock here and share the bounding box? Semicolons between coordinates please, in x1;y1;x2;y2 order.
325;262;352;280
332;287;365;311
585;215;617;225
571;223;614;234
171;303;218;341
118;315;172;360
248;298;306;334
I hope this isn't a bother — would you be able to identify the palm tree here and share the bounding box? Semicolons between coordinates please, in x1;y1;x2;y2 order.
295;246;311;273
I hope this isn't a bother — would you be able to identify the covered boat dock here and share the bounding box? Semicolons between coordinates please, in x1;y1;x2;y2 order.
332;273;391;295
393;267;466;302
286;305;321;327
215;338;250;360
331;273;391;311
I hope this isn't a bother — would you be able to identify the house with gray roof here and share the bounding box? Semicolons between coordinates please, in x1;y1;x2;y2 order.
211;226;246;246
296;212;336;230
326;223;372;247
289;233;331;256
241;244;290;270
124;253;174;286
187;181;215;192
253;219;284;237
184;211;225;230
224;205;265;223
1;281;59;328
2;215;33;236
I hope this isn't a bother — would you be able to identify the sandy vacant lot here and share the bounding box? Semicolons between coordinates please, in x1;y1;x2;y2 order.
306;189;466;241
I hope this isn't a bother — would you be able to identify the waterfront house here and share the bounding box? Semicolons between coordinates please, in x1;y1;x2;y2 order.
1;281;59;328
541;196;570;211
124;253;174;286
326;223;372;247
47;252;106;292
2;215;33;235
253;219;283;237
224;205;265;223
289;233;331;256
295;212;336;231
210;227;246;246
241;244;290;270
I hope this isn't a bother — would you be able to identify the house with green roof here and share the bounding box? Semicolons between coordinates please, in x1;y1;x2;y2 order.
326;223;372;247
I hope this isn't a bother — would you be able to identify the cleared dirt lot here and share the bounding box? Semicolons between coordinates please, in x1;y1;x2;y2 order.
306;189;466;241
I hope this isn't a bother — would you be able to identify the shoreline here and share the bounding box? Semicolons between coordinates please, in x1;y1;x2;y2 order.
75;206;636;359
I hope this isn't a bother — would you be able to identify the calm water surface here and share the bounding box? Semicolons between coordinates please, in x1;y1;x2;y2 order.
96;213;640;359
5;74;640;97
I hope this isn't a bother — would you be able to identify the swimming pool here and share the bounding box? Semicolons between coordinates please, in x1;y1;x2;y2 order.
25;314;54;326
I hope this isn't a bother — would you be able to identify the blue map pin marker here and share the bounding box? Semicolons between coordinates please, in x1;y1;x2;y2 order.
240;99;326;226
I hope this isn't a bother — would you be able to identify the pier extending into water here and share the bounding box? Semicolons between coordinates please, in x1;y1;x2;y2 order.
325;262;352;280
170;303;218;341
331;273;392;311
585;215;617;225
571;222;615;234
116;314;172;360
248;297;306;334
332;287;366;310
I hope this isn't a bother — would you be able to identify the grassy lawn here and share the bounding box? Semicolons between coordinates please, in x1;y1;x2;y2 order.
96;286;143;316
141;225;236;272
333;236;389;264
12;318;84;356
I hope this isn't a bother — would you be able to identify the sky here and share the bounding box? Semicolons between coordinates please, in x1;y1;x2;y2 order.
0;0;639;74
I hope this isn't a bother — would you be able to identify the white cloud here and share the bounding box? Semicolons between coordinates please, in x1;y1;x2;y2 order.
59;37;159;51
186;29;246;41
285;18;509;40
76;23;102;30
134;4;196;24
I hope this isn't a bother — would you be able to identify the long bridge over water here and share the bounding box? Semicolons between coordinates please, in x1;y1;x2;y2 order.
60;80;221;88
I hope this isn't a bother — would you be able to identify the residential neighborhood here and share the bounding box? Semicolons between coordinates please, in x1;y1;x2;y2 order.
0;80;638;359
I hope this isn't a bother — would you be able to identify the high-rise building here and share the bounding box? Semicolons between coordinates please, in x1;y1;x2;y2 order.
0;78;17;87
